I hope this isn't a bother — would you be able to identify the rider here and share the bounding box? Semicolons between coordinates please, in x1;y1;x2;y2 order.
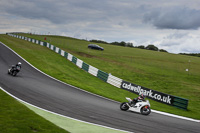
130;94;145;106
11;62;22;72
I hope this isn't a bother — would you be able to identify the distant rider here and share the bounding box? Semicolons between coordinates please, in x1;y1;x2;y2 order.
11;62;22;72
130;94;145;106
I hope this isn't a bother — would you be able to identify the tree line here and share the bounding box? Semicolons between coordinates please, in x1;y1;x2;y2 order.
89;39;168;52
179;53;200;57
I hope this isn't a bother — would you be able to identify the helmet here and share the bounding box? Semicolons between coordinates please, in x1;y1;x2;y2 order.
18;62;22;65
139;94;145;99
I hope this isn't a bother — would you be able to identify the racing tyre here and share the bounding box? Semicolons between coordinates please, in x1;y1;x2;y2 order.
12;71;17;76
140;106;151;115
120;102;129;111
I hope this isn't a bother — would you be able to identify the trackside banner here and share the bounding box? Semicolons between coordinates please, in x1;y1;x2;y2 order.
121;80;174;105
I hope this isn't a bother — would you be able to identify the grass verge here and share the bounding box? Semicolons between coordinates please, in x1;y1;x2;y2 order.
0;88;68;133
22;100;126;133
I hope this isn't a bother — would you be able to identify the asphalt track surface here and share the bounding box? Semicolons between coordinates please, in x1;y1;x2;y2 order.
0;42;200;133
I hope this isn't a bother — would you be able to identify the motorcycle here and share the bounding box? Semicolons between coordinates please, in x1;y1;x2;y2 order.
8;65;21;76
120;97;151;115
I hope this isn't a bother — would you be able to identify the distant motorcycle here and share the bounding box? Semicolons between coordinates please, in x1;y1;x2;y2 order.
8;65;21;76
120;97;151;115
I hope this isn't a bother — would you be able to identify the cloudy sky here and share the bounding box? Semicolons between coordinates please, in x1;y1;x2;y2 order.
0;0;200;53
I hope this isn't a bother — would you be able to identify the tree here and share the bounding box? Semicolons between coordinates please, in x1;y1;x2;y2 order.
146;44;158;51
137;45;145;49
120;41;126;46
159;49;168;52
111;41;120;46
90;39;108;44
126;42;133;47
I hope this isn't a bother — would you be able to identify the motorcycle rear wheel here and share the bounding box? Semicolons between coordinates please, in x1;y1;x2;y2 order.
140;106;151;115
12;71;17;76
120;102;129;111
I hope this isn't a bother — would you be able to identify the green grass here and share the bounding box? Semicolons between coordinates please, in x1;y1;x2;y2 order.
0;89;68;133
1;33;200;121
23;102;125;133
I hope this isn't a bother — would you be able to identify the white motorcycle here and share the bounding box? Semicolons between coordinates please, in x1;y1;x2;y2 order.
120;97;151;115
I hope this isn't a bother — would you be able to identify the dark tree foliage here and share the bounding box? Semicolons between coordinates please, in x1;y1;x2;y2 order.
159;49;168;52
126;42;133;47
90;39;109;44
110;41;127;46
179;53;200;57
137;45;145;49
146;44;159;51
120;41;126;46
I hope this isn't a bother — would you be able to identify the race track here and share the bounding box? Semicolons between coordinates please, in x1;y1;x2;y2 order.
0;42;199;133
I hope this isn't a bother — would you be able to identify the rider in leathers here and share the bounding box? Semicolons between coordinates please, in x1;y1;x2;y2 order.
130;94;145;106
11;62;22;73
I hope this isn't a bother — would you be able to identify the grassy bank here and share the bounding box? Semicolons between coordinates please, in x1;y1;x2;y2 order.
0;89;68;133
1;34;200;120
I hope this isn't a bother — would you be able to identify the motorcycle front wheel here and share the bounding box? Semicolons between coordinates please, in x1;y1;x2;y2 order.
120;102;129;111
8;69;10;74
140;106;151;115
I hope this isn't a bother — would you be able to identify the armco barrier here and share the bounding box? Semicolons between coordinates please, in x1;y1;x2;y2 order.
107;74;122;88
32;39;35;43
58;49;62;55
55;47;59;53
88;65;98;77
76;59;83;68
61;50;65;57
173;97;188;110
82;62;89;72
7;33;188;110
53;46;56;51
64;52;68;59
67;53;73;61
50;45;54;50
97;70;108;82
72;56;77;64
43;41;46;47
47;42;50;48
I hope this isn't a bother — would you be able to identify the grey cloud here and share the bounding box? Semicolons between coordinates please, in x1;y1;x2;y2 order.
160;32;189;47
160;41;179;47
0;0;147;26
2;0;200;30
143;7;200;30
1;0;109;24
180;47;200;53
1;0;67;24
164;32;189;39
